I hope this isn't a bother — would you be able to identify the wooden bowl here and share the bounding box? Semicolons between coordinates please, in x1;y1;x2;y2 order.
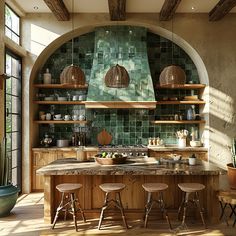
95;156;127;165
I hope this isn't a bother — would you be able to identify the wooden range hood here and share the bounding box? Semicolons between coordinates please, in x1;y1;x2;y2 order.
85;101;156;109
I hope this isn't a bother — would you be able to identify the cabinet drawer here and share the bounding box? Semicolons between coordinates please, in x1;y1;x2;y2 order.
33;151;57;166
57;150;76;159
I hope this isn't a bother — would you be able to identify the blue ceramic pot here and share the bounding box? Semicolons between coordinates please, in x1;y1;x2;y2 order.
0;184;18;217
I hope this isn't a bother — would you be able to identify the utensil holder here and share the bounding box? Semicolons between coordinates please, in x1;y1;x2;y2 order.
178;138;186;148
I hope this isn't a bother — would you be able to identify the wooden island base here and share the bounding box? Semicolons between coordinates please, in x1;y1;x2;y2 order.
44;174;220;224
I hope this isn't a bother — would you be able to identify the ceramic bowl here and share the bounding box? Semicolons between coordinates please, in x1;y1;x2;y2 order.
57;97;67;101
44;96;54;101
95;154;127;165
190;141;202;147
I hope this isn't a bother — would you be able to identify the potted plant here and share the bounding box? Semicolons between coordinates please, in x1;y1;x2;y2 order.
0;137;18;217
227;138;236;189
189;153;197;165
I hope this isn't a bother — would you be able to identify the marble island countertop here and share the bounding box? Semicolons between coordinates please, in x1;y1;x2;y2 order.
37;157;226;176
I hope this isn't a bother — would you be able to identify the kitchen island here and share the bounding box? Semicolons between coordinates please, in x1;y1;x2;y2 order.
37;158;226;224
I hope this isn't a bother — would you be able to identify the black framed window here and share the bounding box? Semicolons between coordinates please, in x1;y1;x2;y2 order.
5;49;22;191
5;4;20;45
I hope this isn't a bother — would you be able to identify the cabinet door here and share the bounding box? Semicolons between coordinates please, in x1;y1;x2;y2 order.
33;151;58;166
32;166;44;191
57;150;77;159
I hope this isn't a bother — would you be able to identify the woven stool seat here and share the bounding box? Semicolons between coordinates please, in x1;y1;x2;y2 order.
56;183;82;193
99;183;125;193
178;183;205;193
142;183;168;192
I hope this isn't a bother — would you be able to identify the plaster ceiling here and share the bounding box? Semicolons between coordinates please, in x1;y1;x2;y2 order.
11;0;236;14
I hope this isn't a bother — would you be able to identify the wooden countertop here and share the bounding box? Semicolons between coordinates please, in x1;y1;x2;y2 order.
37;157;225;176
32;146;99;152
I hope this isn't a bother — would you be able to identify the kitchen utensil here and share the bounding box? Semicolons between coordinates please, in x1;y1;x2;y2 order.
56;139;69;147
77;148;86;161
97;129;112;145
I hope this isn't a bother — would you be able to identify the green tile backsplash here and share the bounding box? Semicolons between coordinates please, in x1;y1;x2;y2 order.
38;26;200;146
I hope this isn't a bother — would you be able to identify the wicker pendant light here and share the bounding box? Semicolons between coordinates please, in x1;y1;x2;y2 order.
60;0;85;86
159;17;186;88
159;65;186;88
105;64;130;88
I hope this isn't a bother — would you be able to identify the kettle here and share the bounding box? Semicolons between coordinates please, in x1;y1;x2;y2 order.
41;134;52;147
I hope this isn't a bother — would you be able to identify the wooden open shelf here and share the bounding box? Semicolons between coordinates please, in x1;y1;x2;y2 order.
151;120;205;124
156;84;206;89
33;101;86;105
156;100;205;105
33;84;88;89
34;120;88;124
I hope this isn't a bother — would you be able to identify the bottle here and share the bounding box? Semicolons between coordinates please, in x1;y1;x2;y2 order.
187;105;196;120
43;68;52;84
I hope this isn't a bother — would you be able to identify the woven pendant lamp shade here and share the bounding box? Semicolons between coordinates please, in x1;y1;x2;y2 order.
105;64;130;88
159;65;186;88
60;64;85;86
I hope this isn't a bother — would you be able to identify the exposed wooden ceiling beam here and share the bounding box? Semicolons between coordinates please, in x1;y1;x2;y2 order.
160;0;181;21
209;0;236;21
44;0;69;21
108;0;126;21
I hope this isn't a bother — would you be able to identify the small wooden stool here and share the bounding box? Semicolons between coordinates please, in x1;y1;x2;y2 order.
142;183;172;229
178;183;206;228
52;183;86;231
98;183;128;230
218;189;236;227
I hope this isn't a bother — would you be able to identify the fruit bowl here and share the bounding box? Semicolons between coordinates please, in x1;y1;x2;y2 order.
95;153;127;165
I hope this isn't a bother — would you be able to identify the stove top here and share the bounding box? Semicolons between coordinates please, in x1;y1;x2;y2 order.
98;145;148;157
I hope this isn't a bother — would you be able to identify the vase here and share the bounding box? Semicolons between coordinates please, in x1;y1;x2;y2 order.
227;163;236;189
178;138;186;148
189;158;196;165
0;184;18;217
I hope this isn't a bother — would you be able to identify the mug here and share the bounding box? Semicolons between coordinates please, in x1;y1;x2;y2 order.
40;114;46;121
64;115;71;121
72;115;79;121
72;95;80;101
54;114;62;120
79;115;85;121
45;113;51;121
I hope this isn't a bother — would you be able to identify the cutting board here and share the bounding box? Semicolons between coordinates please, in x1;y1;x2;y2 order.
97;129;112;145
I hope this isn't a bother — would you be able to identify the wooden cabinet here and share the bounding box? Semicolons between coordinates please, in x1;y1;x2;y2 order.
32;149;97;191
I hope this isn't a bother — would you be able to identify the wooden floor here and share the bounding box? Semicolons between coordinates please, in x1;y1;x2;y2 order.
0;193;235;236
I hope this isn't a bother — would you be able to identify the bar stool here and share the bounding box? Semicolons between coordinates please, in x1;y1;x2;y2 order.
52;183;86;231
142;183;172;229
98;183;128;230
178;183;206;228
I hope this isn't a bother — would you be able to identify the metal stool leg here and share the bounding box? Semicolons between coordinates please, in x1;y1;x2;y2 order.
159;192;172;229
195;192;206;228
52;192;65;229
144;192;153;228
98;192;109;230
70;193;78;231
76;197;86;222
181;192;189;226
178;192;186;221
116;192;128;229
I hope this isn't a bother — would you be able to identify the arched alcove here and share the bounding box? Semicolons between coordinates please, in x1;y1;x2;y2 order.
27;21;210;192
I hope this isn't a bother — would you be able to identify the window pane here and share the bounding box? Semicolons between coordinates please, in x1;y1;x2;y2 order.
12;150;19;168
5;54;11;75
6;115;12;133
6;94;12;111
11;167;17;186
12;79;21;97
11;33;19;44
12;97;21;114
5;5;20;45
6;133;12;152
6;77;12;94
12;132;21;150
12;115;21;132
